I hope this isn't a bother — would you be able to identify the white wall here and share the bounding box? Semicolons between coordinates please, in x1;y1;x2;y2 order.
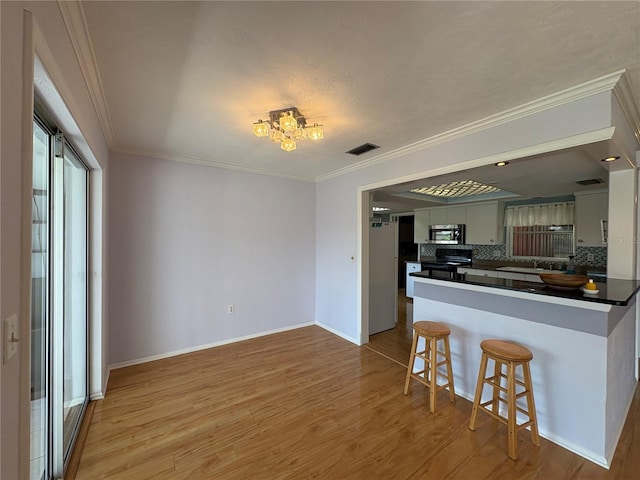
108;152;316;366
1;2;109;478
316;91;617;343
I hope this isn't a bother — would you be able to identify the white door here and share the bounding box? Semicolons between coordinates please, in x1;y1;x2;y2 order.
369;222;398;335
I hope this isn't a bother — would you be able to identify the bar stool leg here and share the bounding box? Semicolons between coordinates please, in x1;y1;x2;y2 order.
522;361;540;446
491;359;502;415
469;352;489;430
443;336;455;404
428;336;437;413
507;361;517;460
404;331;419;395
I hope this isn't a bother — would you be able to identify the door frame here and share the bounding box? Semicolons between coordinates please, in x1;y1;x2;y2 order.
20;12;108;478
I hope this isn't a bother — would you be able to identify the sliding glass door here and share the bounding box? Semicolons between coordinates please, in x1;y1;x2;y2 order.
58;136;89;463
31;116;89;480
31;118;50;480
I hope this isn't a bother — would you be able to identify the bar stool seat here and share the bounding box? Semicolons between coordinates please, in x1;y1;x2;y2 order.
403;321;455;413
469;339;540;460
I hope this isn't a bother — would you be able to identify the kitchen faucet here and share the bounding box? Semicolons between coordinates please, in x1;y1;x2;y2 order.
532;259;539;268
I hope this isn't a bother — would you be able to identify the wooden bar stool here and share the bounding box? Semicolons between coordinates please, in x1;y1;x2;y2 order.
469;339;540;460
403;321;455;413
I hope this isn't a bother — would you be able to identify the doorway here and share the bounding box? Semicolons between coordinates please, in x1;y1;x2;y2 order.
397;215;418;289
365;213;416;366
31;115;90;480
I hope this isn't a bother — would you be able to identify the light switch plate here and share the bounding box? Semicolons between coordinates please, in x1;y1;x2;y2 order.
3;313;19;364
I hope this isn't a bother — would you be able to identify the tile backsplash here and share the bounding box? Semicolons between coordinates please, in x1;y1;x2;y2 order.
419;244;607;268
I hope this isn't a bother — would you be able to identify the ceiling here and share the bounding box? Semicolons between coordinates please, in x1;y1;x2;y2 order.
79;1;640;183
372;142;615;213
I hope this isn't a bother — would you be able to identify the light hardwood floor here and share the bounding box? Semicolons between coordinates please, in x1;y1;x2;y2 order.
76;324;639;479
364;289;413;366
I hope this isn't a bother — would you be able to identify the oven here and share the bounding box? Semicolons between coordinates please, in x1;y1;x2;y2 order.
421;248;473;279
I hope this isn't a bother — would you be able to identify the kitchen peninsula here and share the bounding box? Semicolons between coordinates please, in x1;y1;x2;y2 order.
409;272;640;468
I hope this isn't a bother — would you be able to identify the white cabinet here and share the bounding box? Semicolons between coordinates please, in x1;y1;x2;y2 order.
414;206;466;243
574;191;608;247
496;271;525;280
495;271;544;282
406;262;422;298
458;267;543;282
457;267;497;278
413;202;504;245
428;207;447;225
465;202;504;245
413;209;430;243
429;206;467;225
524;274;544;283
446;206;467;224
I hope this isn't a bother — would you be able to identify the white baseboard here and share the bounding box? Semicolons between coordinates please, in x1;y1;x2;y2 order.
315;321;359;345
108;322;315;371
452;384;610;469
89;367;109;401
605;384;637;466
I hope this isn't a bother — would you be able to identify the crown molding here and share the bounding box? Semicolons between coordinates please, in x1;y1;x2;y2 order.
111;147;316;183
57;0;115;147
315;70;628;183
359;127;616;193
612;70;640;145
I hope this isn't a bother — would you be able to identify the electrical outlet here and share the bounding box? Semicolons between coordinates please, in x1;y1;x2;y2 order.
228;305;234;314
587;253;595;262
3;314;19;364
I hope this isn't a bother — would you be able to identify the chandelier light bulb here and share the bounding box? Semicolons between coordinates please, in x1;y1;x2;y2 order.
307;123;324;140
280;111;298;132
252;120;269;137
293;127;306;140
281;137;296;152
271;129;285;143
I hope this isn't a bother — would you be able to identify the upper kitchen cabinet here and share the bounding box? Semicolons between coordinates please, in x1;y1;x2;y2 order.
414;206;467;243
429;206;467;225
414;209;430;243
574;190;608;247
465;202;505;245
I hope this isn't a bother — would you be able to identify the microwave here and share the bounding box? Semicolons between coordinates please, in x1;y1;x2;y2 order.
428;224;466;244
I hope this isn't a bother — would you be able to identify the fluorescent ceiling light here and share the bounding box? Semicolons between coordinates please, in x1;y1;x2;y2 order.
411;180;503;198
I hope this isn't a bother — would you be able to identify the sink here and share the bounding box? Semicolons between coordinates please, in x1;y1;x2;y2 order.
496;266;565;274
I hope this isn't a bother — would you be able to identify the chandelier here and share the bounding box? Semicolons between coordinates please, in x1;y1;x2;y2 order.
252;107;324;152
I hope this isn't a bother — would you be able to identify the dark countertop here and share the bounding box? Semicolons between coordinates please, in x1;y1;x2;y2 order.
410;271;640;306
418;257;607;276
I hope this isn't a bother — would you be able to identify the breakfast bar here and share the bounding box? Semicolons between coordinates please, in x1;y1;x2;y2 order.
410;272;640;468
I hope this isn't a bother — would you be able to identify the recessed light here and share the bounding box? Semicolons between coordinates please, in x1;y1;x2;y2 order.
601;156;620;162
495;161;509;167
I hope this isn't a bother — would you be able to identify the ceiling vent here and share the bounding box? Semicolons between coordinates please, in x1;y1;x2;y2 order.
346;143;379;156
575;178;605;185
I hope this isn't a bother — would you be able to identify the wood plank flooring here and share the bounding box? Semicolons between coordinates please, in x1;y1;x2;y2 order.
364;289;413;367
76;324;639;480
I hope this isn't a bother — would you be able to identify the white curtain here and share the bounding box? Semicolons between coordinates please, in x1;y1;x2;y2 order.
504;202;574;227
